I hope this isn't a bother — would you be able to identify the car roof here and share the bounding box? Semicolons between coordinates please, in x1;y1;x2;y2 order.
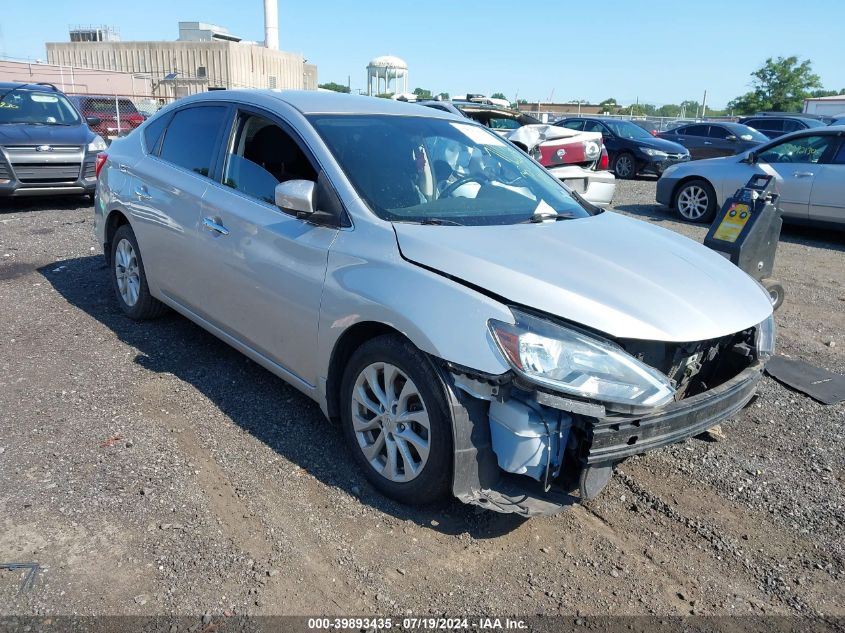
0;82;62;94
739;114;819;123
176;89;456;119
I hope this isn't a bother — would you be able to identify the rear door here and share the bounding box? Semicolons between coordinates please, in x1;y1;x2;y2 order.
808;137;845;226
127;104;231;310
755;133;837;221
197;105;339;388
676;124;709;159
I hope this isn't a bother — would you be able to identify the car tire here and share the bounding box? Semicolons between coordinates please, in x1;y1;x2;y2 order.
762;279;785;311
612;152;637;179
110;223;167;320
339;334;453;506
674;179;717;223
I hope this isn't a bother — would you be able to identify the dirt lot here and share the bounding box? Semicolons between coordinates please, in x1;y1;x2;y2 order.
0;180;843;622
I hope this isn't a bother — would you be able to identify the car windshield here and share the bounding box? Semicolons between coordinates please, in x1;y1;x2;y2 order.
0;89;81;125
802;118;825;128
308;114;593;226
601;119;653;139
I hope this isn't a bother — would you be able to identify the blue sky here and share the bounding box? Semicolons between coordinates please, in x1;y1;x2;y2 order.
1;0;843;108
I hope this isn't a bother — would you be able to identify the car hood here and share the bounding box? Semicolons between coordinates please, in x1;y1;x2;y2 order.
633;136;688;154
0;123;93;146
394;211;772;343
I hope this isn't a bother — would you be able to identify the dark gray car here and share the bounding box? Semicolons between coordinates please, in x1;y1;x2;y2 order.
659;122;768;160
0;82;106;199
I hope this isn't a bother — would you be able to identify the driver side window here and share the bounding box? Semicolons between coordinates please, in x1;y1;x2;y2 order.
757;135;832;165
222;112;317;204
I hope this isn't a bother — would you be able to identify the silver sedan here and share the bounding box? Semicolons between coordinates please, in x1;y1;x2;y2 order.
94;91;773;516
657;126;845;226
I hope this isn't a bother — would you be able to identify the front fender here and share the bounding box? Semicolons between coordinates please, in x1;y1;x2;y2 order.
317;226;513;408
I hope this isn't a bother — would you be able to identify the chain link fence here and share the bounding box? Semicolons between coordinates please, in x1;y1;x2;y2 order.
65;93;175;143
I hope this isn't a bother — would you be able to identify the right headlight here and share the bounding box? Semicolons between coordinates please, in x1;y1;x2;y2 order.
640;147;668;158
755;313;776;361
489;309;675;408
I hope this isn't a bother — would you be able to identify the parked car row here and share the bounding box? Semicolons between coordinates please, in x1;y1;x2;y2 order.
420;99;616;207
555;117;691;179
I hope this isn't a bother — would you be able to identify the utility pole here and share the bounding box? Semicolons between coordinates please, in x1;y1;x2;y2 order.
702;89;708;119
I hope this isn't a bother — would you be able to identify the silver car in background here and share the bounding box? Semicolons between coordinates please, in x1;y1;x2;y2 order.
94;91;774;516
657;125;845;226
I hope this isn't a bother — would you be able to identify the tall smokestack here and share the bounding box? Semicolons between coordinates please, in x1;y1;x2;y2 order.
264;0;279;50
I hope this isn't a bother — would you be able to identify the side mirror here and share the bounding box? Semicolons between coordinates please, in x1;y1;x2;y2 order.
86;116;101;127
275;179;316;216
746;151;758;165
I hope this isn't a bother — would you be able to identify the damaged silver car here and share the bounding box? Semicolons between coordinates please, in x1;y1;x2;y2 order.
94;91;775;516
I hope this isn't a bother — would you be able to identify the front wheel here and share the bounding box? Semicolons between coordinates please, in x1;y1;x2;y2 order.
674;179;717;223
762;279;784;311
339;335;453;506
613;152;637;179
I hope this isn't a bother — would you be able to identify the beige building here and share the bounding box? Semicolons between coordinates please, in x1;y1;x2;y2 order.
46;22;317;100
0;59;149;96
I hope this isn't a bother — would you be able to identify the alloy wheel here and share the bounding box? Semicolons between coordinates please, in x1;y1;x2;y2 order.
114;238;141;307
677;185;710;220
615;155;634;178
350;362;431;483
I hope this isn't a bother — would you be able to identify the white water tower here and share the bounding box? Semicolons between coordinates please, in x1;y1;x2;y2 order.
366;56;408;96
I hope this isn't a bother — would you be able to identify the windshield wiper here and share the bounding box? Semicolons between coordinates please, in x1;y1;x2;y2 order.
518;212;578;224
394;218;464;226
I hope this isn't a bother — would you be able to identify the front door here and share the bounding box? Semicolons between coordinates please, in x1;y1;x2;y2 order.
754;134;836;221
197;108;338;388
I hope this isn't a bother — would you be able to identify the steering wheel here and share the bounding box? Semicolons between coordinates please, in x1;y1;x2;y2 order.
439;175;489;198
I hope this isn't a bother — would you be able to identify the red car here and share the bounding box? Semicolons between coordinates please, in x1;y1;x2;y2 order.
69;95;145;141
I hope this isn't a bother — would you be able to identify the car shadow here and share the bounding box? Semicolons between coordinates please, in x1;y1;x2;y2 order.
39;254;530;539
0;197;92;213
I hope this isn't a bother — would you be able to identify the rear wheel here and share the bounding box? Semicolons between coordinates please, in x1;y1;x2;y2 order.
613;152;637;179
110;224;167;320
674;179;717;223
340;335;452;506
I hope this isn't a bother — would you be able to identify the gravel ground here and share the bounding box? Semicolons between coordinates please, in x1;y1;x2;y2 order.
0;180;843;621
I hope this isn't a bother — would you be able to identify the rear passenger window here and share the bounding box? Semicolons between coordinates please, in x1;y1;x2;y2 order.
683;125;709;137
143;113;170;154
832;142;845;165
159;106;229;177
782;120;802;133
560;119;583;131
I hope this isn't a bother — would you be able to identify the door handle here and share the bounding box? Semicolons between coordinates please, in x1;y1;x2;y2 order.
133;185;152;200
704;141;713;145
202;216;229;236
794;172;814;178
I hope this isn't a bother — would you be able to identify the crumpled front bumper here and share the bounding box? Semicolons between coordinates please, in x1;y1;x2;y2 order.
548;165;616;208
585;361;764;466
445;360;764;517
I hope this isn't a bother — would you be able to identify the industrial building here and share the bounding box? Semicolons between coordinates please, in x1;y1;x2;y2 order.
45;3;317;100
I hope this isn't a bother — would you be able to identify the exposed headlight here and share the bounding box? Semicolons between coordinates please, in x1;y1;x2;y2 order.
87;135;107;152
489;310;675;407
755;313;776;361
640;147;668;157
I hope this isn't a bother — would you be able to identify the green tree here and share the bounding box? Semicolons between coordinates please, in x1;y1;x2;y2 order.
727;56;822;114
318;81;350;93
413;87;433;99
598;98;617;107
438;92;450;100
491;92;507;100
